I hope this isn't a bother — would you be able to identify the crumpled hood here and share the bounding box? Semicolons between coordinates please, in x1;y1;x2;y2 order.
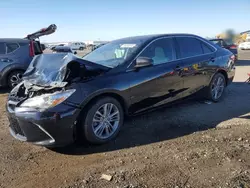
22;53;109;89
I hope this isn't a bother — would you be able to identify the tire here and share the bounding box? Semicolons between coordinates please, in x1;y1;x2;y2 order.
7;70;24;89
206;73;226;102
79;97;124;144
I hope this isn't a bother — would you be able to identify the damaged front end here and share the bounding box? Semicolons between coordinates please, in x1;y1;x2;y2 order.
9;53;109;106
6;53;110;146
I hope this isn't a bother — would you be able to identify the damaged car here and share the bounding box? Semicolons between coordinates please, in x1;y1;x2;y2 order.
6;34;235;147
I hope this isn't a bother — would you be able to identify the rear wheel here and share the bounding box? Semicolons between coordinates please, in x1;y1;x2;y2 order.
206;73;226;102
79;97;124;144
7;70;24;89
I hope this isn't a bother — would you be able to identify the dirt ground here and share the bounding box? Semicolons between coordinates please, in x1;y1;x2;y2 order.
0;50;250;188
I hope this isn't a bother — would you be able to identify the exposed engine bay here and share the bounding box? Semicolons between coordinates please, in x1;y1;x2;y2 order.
9;53;109;101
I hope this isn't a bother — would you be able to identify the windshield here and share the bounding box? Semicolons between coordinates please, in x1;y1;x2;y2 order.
82;38;147;68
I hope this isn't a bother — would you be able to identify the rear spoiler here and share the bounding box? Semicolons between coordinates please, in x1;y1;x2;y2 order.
25;24;57;40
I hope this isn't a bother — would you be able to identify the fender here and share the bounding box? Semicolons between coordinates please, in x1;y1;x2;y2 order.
208;68;228;86
80;88;130;114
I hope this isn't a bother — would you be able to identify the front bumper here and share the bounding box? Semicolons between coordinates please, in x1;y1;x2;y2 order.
6;101;81;147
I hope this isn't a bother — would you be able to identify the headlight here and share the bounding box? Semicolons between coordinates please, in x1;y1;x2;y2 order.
21;89;75;109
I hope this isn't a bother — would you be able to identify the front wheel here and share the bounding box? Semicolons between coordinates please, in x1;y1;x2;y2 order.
7;70;24;89
79;97;124;144
206;73;226;102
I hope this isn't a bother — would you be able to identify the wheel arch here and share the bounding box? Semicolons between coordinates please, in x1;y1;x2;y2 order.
1;65;27;86
80;91;129;117
217;69;229;86
73;91;128;140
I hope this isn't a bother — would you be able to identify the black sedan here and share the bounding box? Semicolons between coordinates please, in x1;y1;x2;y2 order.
6;34;235;147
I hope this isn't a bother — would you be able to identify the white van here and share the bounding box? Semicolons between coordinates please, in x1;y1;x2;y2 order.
68;42;86;50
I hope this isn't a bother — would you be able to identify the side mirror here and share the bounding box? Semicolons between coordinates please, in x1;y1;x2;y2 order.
135;57;153;68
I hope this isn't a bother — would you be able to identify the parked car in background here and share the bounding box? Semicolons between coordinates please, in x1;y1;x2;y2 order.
52;46;77;54
0;24;57;88
239;38;250;50
50;44;65;51
209;38;238;57
6;34;235;147
91;43;107;51
68;42;86;50
209;38;238;58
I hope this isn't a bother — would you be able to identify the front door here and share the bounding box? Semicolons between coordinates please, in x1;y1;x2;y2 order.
127;37;184;113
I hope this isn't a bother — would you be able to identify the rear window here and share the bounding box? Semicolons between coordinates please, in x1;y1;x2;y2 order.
201;42;213;53
176;37;203;58
19;42;29;47
0;43;6;54
6;43;19;53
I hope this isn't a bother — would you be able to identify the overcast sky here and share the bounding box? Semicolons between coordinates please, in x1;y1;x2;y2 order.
0;0;249;42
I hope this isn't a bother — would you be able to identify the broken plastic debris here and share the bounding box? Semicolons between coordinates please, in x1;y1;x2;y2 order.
100;174;112;181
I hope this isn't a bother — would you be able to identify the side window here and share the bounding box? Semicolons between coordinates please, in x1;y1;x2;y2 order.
201;42;213;54
176;37;203;58
139;38;174;65
0;43;6;54
6;43;19;53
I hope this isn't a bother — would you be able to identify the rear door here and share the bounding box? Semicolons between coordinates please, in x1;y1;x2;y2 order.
175;36;216;97
0;42;20;64
0;42;31;70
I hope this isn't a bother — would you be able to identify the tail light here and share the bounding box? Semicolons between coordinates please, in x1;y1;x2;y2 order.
229;45;237;49
29;41;35;57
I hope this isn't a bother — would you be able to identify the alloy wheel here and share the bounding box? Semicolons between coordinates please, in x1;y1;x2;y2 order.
92;103;120;139
10;73;23;88
211;76;225;100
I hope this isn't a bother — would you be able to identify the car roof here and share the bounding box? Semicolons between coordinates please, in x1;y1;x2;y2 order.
0;38;30;43
114;33;205;42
